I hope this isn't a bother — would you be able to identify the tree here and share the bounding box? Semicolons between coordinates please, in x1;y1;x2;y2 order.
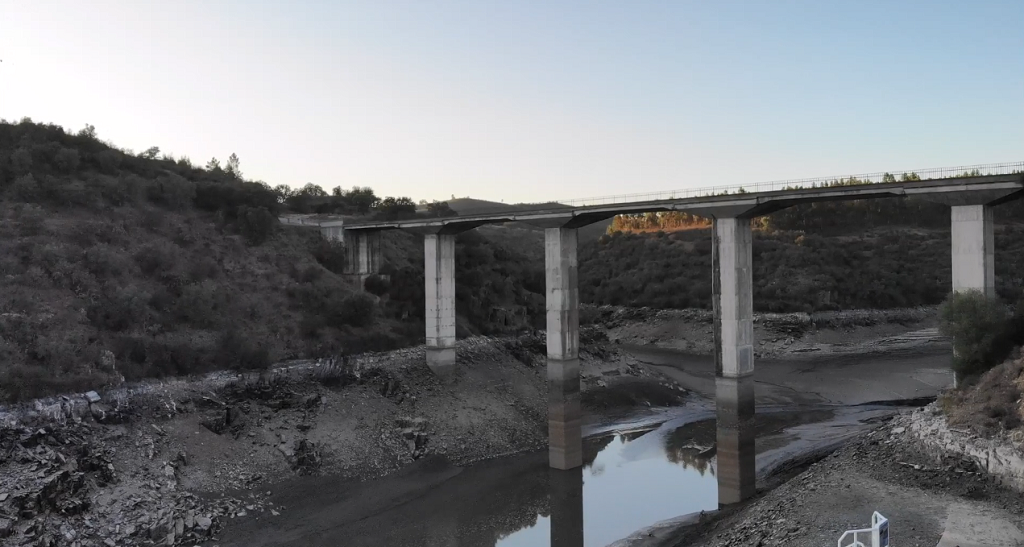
426;201;458;218
140;146;161;160
939;290;1012;380
78;124;97;140
273;185;292;203
347;186;379;213
226;153;242;179
297;183;327;197
206;157;222;172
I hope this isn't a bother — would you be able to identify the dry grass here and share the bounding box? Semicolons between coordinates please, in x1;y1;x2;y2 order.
942;355;1024;437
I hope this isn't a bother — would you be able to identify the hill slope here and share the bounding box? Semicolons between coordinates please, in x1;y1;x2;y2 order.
0;120;545;401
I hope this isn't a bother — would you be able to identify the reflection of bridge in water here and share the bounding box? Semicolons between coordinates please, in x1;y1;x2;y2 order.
320;163;1024;511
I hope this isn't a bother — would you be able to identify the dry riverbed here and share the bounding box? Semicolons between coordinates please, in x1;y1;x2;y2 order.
0;305;1003;547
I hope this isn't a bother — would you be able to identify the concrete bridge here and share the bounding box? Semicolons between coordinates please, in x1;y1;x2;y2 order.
296;163;1024;506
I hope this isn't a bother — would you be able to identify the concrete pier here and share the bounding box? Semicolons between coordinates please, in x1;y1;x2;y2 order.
951;204;995;297
425;233;457;374
546;227;582;470
343;230;381;282
712;217;756;505
549;467;584;547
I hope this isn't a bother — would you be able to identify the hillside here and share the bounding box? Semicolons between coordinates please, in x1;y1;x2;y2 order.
581;222;1024;312
0;120;544;402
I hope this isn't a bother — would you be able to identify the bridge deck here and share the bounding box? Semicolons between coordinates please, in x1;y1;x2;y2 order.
343;173;1024;231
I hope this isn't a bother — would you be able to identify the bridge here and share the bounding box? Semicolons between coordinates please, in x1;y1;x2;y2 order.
292;162;1024;506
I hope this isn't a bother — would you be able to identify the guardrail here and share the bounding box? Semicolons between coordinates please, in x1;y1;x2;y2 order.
523;161;1024;208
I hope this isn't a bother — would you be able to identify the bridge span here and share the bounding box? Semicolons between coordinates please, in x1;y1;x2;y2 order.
298;164;1024;505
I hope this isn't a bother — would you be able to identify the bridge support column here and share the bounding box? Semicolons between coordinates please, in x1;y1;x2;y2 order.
546;227;581;470
425;233;457;375
712;217;756;505
343;230;381;284
951;204;995;297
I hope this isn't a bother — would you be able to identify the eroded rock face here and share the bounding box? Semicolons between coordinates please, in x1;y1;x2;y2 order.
908;404;1024;492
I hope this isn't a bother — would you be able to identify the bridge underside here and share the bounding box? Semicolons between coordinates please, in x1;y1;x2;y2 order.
334;173;1023;506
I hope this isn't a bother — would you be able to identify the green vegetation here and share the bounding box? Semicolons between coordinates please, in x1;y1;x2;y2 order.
939;291;1024;380
0;119;510;402
585;197;1024;312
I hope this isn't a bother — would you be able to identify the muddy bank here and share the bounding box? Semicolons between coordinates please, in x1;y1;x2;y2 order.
663;412;1024;547
0;335;676;546
626;345;953;406
589;304;944;359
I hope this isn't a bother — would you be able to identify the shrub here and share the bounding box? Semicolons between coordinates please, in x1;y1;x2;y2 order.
236;205;276;245
87;284;151;331
11;173;40;202
148;173;195;210
216;330;271;371
334;292;376;328
134;241;180;276
939;290;1013;379
312;237;347;274
363;274;390;296
174;281;227;328
54;148;80;173
84;244;134;277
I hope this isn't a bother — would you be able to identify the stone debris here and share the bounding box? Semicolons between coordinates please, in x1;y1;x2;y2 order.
0;402;271;546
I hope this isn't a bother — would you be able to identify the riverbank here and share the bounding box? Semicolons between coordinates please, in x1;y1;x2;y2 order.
0;333;684;546
658;410;1024;547
0;307;954;546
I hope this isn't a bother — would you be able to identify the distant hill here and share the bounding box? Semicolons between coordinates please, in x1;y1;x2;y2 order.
445;197;612;242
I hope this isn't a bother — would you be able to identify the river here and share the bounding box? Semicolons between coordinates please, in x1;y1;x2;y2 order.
220;346;951;547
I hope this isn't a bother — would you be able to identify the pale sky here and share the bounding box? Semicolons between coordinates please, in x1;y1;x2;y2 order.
1;1;1022;204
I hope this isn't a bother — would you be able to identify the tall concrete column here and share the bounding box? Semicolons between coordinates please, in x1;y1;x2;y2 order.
343;230;382;282
712;217;755;505
425;233;457;374
546;227;581;470
951;204;995;297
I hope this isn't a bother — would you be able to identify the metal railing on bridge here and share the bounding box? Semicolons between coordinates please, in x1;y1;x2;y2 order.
521;161;1024;209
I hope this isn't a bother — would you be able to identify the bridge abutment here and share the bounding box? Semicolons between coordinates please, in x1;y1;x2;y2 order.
343;230;381;284
712;216;756;505
425;233;457;375
546;227;582;470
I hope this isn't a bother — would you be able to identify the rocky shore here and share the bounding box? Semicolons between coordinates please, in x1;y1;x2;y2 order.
0;332;671;546
661;409;1024;547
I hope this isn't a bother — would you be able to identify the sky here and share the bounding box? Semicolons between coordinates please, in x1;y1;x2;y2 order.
1;1;1022;204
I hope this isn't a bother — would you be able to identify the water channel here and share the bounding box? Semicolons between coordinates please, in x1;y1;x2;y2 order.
221;347;950;547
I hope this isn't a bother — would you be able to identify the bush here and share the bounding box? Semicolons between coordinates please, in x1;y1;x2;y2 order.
334;292;376;328
939;290;1014;379
54;147;80;173
216;330;271;372
312;237;347;274
134;241;180;276
363;274;390;296
236;205;276;245
174;281;227;328
87;284;151;331
149;173;195;210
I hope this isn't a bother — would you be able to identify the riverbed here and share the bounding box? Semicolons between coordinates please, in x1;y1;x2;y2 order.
220;346;950;547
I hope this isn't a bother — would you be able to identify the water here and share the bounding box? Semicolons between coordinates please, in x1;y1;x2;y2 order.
221;403;890;547
496;424;719;547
